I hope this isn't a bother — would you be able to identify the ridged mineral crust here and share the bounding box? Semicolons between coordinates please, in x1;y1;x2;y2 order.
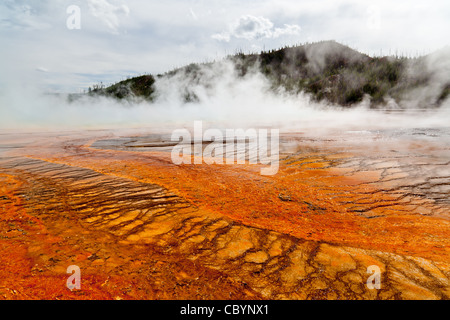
0;131;448;299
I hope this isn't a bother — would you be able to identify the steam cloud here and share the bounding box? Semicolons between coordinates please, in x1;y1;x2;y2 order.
0;46;449;133
212;15;301;42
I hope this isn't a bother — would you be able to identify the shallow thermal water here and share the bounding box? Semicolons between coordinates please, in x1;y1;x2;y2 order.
91;126;450;209
0;120;449;300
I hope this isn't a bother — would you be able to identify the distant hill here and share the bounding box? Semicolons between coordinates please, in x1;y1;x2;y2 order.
87;75;155;101
86;40;450;108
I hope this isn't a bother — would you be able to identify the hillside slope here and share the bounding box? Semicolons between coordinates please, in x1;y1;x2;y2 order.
87;41;450;108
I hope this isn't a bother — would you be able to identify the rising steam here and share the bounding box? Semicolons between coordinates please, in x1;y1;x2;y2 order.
0;43;449;133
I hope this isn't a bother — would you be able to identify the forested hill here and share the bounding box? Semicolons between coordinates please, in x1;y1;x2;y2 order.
86;40;450;108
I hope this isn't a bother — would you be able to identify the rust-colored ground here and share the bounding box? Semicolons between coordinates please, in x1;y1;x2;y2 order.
0;129;449;299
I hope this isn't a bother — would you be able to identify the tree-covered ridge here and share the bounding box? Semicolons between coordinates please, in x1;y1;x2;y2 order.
87;40;449;108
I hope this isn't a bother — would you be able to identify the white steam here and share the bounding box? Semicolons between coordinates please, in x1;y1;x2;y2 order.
0;52;449;133
400;47;450;109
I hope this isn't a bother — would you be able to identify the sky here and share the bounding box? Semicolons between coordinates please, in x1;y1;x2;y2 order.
1;0;449;93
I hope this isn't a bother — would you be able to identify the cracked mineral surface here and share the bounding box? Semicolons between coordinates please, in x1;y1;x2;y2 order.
0;127;448;300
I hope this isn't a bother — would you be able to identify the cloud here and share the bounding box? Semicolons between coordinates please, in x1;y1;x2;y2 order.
0;1;51;30
189;8;198;21
272;24;302;38
212;15;301;42
36;67;49;73
88;0;130;34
